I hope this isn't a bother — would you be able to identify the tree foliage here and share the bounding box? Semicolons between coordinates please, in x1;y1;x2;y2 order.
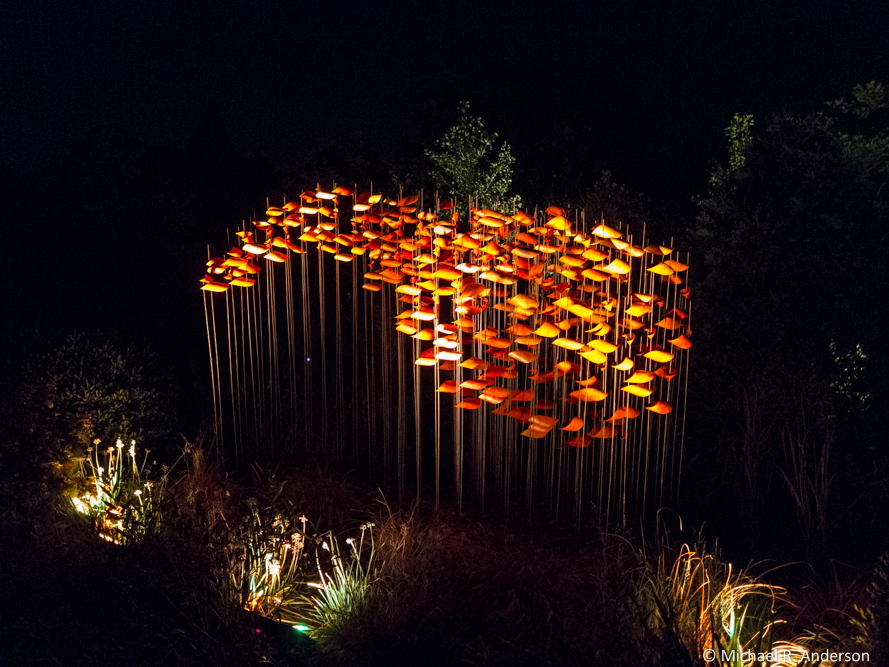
23;331;174;450
693;89;888;359
687;83;889;560
708;113;754;191
827;81;889;178
426;102;520;218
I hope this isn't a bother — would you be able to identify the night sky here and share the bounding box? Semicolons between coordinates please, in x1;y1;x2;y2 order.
3;1;887;176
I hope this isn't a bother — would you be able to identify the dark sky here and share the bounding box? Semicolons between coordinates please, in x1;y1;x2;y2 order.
2;0;887;177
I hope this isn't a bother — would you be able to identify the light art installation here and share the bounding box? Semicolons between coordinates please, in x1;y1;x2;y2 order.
200;187;691;524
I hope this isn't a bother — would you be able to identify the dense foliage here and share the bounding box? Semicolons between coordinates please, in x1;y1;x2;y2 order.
23;332;174;448
687;82;889;562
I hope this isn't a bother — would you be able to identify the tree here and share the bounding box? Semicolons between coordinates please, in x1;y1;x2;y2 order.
826;80;889;178
426;102;520;219
693;87;888;359
707;113;754;192
687;84;889;561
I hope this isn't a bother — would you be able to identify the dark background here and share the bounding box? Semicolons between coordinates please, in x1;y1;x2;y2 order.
2;0;888;565
4;1;887;180
3;0;886;340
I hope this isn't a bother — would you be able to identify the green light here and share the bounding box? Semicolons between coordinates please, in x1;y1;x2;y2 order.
293;624;311;633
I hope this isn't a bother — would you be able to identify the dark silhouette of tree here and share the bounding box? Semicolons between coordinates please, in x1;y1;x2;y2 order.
686;83;889;563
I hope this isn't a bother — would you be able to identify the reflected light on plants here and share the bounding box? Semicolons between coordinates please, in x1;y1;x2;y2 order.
70;438;154;544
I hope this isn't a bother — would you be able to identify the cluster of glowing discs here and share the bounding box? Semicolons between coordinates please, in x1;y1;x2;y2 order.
201;186;691;449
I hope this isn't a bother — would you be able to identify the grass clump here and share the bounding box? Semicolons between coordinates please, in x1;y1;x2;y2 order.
218;489;310;624
853;552;889;665
295;524;379;635
69;437;156;544
307;509;656;666
643;536;855;666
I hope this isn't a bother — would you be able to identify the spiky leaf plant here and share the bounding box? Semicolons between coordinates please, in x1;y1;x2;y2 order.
294;523;379;636
221;494;312;624
70;437;155;544
645;541;832;666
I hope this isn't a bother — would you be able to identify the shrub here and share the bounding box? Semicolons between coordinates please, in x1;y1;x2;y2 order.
23;331;175;455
